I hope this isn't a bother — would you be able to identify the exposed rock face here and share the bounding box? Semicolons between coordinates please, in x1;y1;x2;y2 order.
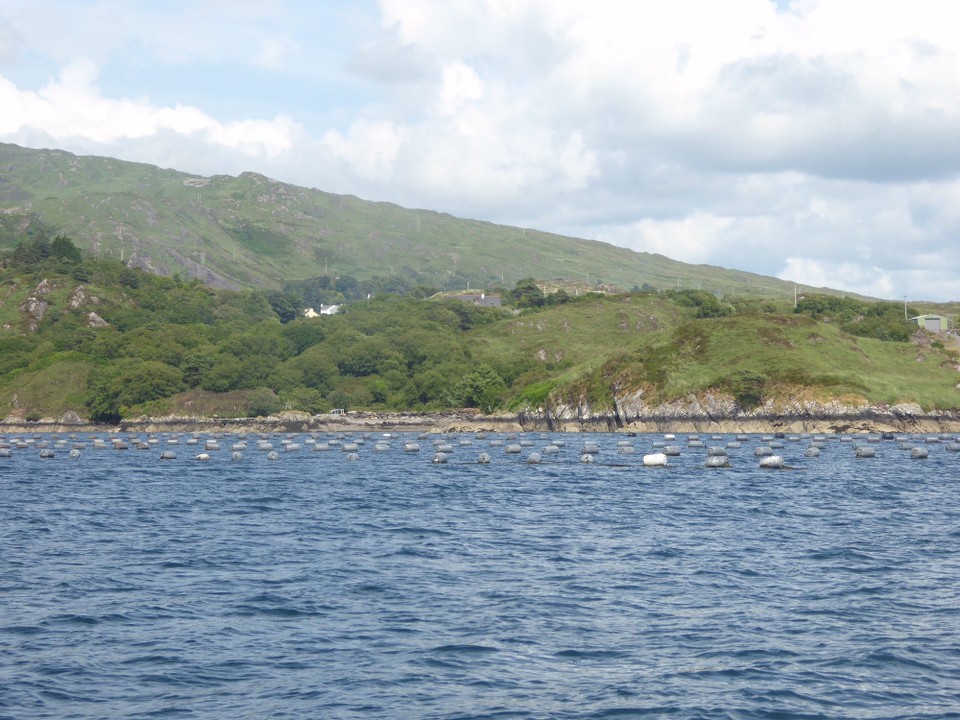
19;296;48;331
87;312;109;328
520;390;960;434
19;278;56;331
68;285;99;309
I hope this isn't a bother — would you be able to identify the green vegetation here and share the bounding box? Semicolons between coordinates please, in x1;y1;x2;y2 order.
0;235;957;422
0;142;856;302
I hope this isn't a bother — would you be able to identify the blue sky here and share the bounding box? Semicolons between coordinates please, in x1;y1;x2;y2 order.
2;0;960;301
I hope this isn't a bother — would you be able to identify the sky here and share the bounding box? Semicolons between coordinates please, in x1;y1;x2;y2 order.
1;0;960;301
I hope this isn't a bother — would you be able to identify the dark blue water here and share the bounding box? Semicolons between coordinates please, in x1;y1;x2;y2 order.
2;432;960;719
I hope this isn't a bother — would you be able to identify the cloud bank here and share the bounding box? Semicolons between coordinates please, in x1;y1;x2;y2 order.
2;0;960;300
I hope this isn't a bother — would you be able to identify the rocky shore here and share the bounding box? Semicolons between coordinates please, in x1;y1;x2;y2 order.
4;399;960;435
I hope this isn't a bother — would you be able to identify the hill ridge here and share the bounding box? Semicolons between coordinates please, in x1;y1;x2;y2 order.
0;141;844;300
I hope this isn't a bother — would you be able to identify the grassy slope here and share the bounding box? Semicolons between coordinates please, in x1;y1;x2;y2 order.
0;142;843;299
468;298;960;412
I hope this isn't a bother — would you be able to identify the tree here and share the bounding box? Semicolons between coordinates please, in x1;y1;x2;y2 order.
508;278;546;308
246;387;282;417
267;291;303;323
458;364;506;412
50;234;82;263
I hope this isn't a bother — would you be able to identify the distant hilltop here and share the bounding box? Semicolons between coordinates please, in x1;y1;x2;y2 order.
0;141;845;301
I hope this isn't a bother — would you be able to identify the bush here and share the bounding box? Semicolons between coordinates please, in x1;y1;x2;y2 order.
246;387;282;417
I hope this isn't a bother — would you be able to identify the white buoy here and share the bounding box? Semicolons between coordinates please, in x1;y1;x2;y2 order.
195;453;211;461
705;455;730;468
345;452;360;461
267;451;279;461
404;442;421;453
855;446;876;458
580;453;594;463
911;447;929;459
804;447;821;457
526;452;542;464
759;455;785;469
160;451;176;460
643;452;668;467
432;452;449;464
477;452;491;464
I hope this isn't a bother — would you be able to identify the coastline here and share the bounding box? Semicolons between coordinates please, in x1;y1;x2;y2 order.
3;408;960;435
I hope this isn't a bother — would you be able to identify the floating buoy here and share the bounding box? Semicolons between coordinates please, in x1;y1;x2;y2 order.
759;455;785;469
643;452;668;467
663;445;681;456
855;446;876;458
911;447;929;459
195;453;211;461
580;453;594;463
39;449;55;458
504;443;522;454
526;452;542;464
804;447;821;458
403;442;421;453
231;451;243;461
755;446;774;457
160;451;176;460
432;452;449;464
477;452;491;464
543;444;560;455
345;452;360;461
617;445;635;455
707;447;727;457
705;455;730;468
267;451;279;461
69;449;81;459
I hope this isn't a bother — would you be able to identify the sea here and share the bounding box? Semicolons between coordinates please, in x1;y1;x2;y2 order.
2;430;960;720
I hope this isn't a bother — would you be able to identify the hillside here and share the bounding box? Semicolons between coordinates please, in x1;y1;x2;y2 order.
1;142;830;300
0;240;957;426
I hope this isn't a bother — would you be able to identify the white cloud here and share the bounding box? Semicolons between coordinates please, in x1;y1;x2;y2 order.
0;57;298;158
3;0;960;299
779;257;895;298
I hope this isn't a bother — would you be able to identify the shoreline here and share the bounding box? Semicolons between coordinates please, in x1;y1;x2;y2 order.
3;409;960;435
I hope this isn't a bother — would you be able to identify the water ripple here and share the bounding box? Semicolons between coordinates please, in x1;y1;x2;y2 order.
2;432;960;719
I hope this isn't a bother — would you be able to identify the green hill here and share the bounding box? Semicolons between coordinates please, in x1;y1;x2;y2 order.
0;239;956;424
0;142;834;301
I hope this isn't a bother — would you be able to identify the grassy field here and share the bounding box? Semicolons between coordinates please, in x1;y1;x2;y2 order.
468;298;960;412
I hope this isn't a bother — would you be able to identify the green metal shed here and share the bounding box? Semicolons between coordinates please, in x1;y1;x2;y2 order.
910;314;949;332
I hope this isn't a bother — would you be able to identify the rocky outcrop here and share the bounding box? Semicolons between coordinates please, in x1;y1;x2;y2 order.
516;390;960;434
19;279;54;331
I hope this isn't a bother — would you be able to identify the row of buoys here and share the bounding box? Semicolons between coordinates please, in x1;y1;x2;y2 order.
3;430;960;468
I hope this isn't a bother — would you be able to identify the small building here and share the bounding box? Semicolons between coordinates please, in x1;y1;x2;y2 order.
303;304;341;318
910;314;949;332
